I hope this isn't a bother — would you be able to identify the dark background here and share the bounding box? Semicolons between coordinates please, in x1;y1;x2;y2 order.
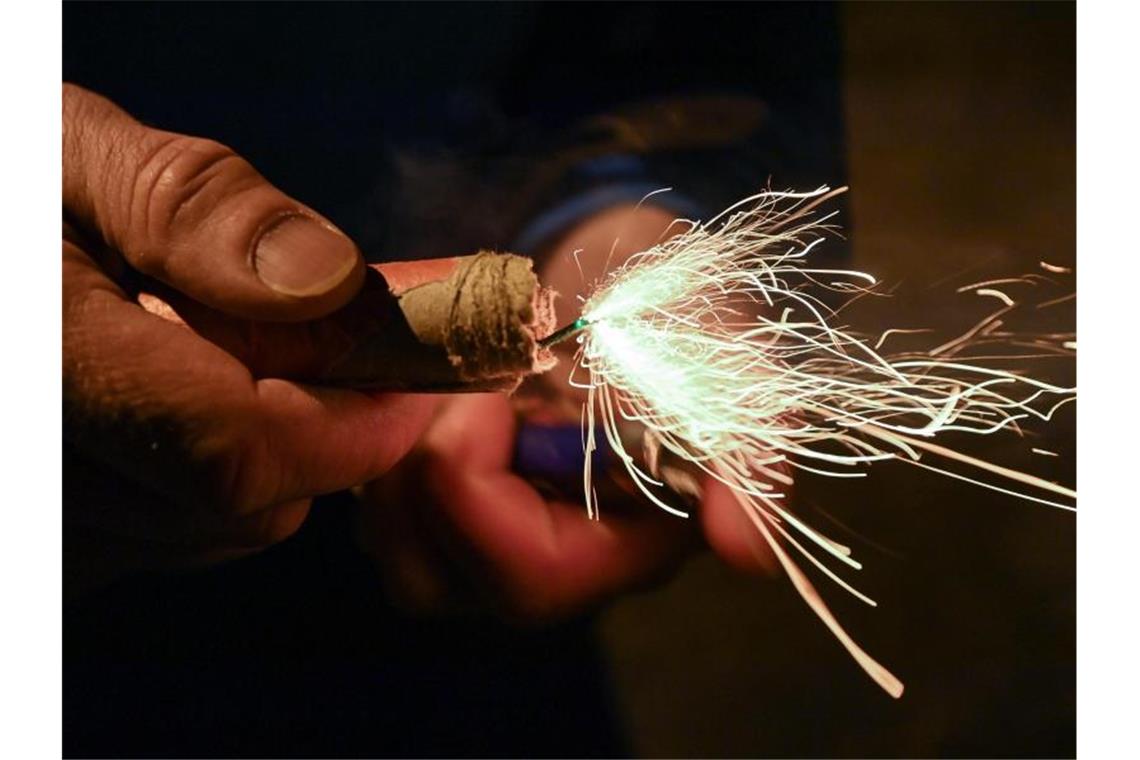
63;2;1075;757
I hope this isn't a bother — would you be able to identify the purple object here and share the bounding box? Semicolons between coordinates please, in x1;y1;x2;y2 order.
512;422;611;479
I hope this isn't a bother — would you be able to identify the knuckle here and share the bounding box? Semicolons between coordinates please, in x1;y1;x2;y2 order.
130;135;255;272
194;423;280;515
61;83;92;129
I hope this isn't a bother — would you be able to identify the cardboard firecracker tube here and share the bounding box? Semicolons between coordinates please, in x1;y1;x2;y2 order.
141;252;558;392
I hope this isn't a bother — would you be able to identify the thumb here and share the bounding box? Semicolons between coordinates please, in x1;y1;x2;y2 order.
62;83;364;321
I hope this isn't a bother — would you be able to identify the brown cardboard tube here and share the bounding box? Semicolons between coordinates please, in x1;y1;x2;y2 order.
140;252;558;392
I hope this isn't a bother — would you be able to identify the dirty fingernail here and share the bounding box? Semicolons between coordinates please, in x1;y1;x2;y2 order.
255;215;359;296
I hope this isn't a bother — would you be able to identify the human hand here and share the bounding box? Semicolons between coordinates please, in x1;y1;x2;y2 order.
356;204;777;622
357;392;699;620
62;84;437;587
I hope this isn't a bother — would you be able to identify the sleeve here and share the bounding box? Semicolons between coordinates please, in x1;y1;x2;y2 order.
505;95;848;268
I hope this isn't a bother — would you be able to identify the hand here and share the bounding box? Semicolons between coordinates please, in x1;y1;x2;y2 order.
62;84;436;588
358;393;778;622
357;204;777;622
357;393;698;620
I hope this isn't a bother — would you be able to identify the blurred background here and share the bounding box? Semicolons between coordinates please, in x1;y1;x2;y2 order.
64;2;1074;756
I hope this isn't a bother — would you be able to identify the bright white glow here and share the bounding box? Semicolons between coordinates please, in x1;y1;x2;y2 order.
567;187;1076;697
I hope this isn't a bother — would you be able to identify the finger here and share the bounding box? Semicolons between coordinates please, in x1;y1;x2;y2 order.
64;242;437;515
420;394;692;619
254;381;438;508
223;499;313;549
700;477;780;576
62;83;365;321
451;474;693;619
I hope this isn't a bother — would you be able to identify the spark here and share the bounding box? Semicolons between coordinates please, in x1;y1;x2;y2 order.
557;187;1075;698
872;328;934;351
1040;261;1073;274
958;277;1037;293
1037;292;1076;310
975;288;1015;307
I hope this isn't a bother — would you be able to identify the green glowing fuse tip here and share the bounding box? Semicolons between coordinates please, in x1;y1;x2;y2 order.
538;317;590;348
